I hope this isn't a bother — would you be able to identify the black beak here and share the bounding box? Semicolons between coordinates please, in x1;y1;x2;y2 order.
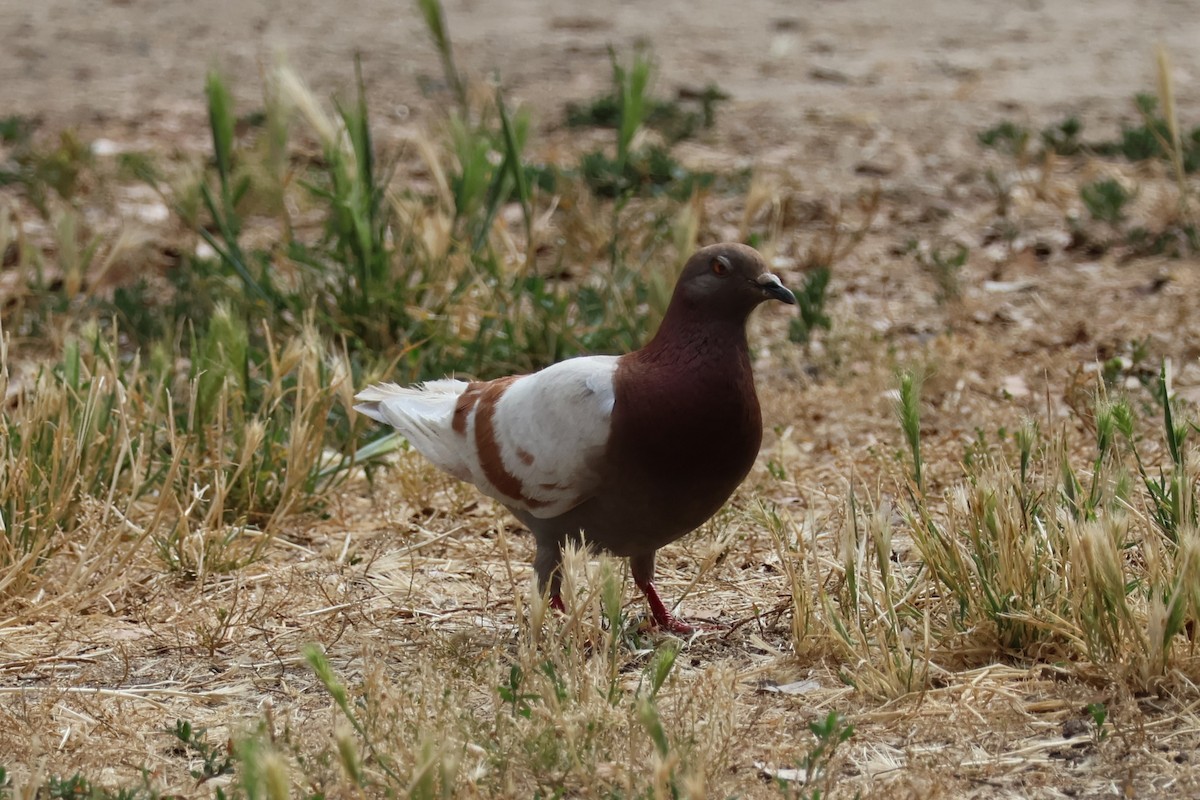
756;273;796;305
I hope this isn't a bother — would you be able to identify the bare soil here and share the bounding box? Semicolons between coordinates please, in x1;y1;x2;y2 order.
3;1;1200;798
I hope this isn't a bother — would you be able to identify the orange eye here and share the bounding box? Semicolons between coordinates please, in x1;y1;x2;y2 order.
711;258;729;276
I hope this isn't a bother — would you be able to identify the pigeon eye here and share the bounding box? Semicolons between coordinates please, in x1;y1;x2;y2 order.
711;258;729;276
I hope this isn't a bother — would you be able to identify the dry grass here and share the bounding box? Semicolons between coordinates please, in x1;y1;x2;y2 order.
3;51;1200;800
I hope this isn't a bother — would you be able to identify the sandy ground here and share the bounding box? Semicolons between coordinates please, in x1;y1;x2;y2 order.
5;1;1199;140
4;1;1200;797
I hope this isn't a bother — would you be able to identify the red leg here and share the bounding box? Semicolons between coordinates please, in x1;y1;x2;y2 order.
549;594;566;613
631;552;695;634
636;577;695;635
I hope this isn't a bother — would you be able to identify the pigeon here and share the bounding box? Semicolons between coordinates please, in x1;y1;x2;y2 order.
354;243;795;633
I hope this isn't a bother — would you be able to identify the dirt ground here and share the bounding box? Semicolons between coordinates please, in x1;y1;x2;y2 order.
4;1;1200;798
6;0;1200;144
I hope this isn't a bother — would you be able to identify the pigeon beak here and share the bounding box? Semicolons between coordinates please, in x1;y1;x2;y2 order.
756;273;796;305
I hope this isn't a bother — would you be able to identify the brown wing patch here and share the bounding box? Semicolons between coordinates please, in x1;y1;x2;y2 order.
452;384;484;435
473;376;547;509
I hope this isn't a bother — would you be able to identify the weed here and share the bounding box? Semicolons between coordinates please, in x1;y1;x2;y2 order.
907;239;968;304
896;371;924;493
1091;92;1200;173
169;718;236;782
787;267;832;346
199;72;269;303
155;315;357;576
0;305;358;595
1040;116;1084;156
1125;222;1200;257
1086;702;1110;743
901;366;1198;676
498;663;540;719
1125;365;1196;546
415;0;467;111
771;712;856;799
803;712;856;797
0;323;155;604
1081;177;1133;226
443;89;534;251
1100;338;1154;391
978;121;1032;159
982;98;1199;172
980;62;1198;263
579;143;713;200
769;363;1199;695
0;115;35;144
566;76;728;145
0;122;93;217
166;59;666;382
574;51;716;202
287;553;730;797
0;770;159;800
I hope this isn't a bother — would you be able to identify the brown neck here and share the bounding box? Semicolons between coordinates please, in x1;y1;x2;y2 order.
639;295;753;369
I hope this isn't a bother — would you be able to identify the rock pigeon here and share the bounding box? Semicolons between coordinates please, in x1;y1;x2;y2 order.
354;243;795;633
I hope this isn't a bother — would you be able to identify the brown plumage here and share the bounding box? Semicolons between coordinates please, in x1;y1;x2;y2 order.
355;243;795;633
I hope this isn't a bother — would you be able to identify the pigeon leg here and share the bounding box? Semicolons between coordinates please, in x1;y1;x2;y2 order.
630;552;694;635
535;537;567;614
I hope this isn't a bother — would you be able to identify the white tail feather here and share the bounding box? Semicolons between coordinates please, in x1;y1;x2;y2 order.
354;380;472;480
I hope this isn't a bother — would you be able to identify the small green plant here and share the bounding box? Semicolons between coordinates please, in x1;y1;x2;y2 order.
774;712;856;799
0;120;93;217
305;645;406;788
1125;364;1196;546
1041;116;1084;155
1093;93;1200;173
1124;222;1200;258
498;664;540;719
169;719;235;782
198;72;272;305
978;74;1198;261
0;325;155;603
907;240;968;304
0;768;159;800
579;143;712;200
978;120;1031;158
1100;338;1154;390
896;371;924;493
1081;177;1133;226
414;0;467;111
978;116;1082;160
894;362;1199;673
0;115;34;143
174;59;669;380
787;267;832;345
566;78;728;145
633;640;685;794
1085;702;1110;743
982;98;1199;171
574;51;716;202
442;89;534;252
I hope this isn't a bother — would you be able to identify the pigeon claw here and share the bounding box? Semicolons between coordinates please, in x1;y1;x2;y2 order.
638;579;697;636
648;612;697;636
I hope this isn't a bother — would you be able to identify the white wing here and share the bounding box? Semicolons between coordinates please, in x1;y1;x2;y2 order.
486;356;617;516
354;356;618;517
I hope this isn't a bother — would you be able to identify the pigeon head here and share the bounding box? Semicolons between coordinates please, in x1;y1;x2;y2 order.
671;243;796;320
